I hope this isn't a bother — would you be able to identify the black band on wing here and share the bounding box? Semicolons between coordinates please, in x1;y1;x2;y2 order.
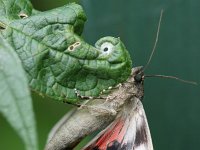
134;119;148;147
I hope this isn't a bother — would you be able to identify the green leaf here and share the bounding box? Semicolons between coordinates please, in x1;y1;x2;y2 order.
0;35;38;150
0;0;33;23
0;3;132;103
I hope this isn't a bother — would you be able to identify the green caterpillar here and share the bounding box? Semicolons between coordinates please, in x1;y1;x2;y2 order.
0;3;132;103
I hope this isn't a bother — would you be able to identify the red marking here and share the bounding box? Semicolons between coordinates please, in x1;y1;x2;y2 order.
116;118;129;142
106;120;124;143
97;118;125;149
94;122;118;147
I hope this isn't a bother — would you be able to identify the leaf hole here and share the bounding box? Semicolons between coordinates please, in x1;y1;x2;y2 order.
74;42;81;46
68;45;74;51
0;22;6;30
19;13;28;19
67;42;81;51
104;47;108;52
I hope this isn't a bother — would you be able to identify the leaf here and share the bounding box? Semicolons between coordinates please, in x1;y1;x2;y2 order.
0;3;132;103
0;0;33;23
0;35;38;150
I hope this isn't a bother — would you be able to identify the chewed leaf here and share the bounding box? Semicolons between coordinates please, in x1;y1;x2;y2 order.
0;0;33;23
0;3;132;103
0;35;38;150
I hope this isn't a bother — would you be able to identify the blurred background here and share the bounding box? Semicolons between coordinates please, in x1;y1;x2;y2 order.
0;0;199;149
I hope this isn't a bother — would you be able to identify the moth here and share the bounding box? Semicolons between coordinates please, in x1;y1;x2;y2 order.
45;67;154;150
80;10;196;150
45;7;196;150
82;67;153;150
46;65;195;150
80;10;164;150
45;10;157;150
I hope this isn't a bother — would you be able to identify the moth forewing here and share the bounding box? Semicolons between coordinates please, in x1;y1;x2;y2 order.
82;97;153;150
134;99;153;150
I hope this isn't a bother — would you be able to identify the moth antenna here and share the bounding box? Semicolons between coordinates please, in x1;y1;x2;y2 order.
140;10;197;86
144;74;197;85
143;9;164;72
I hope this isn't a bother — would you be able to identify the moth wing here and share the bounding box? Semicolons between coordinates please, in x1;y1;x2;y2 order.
82;99;153;150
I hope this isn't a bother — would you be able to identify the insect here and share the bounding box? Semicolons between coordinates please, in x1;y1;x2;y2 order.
44;7;197;149
0;3;132;103
82;67;153;150
45;66;153;150
80;9;197;150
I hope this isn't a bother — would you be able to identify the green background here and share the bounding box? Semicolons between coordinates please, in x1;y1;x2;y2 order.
0;0;199;149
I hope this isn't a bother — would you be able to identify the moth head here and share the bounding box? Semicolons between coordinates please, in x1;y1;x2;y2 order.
134;73;144;83
95;36;129;64
130;66;144;83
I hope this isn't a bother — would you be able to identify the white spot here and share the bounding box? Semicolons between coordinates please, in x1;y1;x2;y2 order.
68;42;81;51
19;13;28;19
0;22;6;30
100;42;114;55
134;144;147;150
116;83;122;88
108;86;112;90
138;108;143;116
74;42;81;47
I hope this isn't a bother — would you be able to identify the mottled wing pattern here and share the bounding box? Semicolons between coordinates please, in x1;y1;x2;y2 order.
83;100;153;150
